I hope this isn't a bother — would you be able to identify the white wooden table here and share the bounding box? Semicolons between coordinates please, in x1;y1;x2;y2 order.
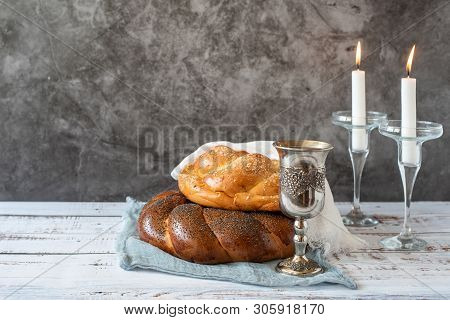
0;202;448;299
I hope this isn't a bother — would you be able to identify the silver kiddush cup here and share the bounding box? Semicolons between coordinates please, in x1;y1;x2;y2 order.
274;140;333;277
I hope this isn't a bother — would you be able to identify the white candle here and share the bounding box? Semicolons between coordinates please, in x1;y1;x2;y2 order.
352;41;367;151
401;45;418;165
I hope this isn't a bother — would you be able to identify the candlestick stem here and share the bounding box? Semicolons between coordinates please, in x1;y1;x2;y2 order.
341;130;379;227
350;149;367;215
380;162;425;250
400;164;418;239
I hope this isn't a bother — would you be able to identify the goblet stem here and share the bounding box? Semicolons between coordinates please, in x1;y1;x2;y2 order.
349;149;368;215
293;218;307;257
398;163;420;241
276;217;323;277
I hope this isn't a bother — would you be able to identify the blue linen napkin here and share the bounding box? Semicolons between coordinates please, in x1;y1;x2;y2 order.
116;197;357;289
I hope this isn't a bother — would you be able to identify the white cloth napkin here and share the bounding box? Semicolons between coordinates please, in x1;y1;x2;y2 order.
171;141;364;255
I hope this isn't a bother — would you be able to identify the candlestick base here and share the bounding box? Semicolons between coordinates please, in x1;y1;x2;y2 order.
342;208;379;227
380;235;427;251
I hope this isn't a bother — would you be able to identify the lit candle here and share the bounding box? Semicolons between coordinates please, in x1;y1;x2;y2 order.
401;45;417;165
352;41;367;151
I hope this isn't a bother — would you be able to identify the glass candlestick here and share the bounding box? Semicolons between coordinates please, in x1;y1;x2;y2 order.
378;120;443;250
332;111;388;227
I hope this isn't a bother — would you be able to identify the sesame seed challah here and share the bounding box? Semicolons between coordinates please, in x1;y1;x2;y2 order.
177;146;280;211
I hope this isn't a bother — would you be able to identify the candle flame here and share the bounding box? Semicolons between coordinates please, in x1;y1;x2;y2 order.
356;41;361;69
406;44;415;76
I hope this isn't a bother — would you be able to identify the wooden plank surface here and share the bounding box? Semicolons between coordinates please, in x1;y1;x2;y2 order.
0;202;126;217
0;213;448;254
0;253;448;299
0;202;449;299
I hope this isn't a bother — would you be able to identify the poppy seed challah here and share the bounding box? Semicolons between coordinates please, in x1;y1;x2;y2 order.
138;190;294;264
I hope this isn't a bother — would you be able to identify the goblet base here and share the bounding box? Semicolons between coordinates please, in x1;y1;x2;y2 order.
276;255;323;277
380;235;427;251
342;208;379;227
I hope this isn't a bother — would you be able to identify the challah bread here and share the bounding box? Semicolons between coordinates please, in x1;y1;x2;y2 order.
178;146;280;211
138;190;294;264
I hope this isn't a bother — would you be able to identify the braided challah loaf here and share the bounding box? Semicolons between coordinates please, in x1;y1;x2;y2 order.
138;190;294;264
178;146;280;211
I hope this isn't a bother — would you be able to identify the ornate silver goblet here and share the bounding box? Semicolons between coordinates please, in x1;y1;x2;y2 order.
274;140;333;277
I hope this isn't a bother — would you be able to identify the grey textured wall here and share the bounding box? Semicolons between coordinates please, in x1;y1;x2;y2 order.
1;0;449;201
